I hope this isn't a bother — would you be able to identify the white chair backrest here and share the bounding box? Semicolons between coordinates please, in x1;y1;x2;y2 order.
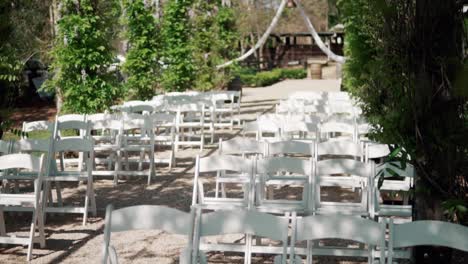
293;214;385;261
53;138;94;153
0;153;43;172
13;139;51;153
319;120;356;137
366;143;391;161
197;209;288;240
316;159;370;178
103;205;195;264
219;137;265;156
268;141;314;156
316;140;363;160
193;209;288;264
257;157;312;175
388;219;468;263
87;113;121;122
295;214;384;244
22;120;53;134
197;155;252;173
57;114;86;122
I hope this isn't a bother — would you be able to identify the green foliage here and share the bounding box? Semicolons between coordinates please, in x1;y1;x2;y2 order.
121;0;160;100
280;68;308;79
45;0;121;114
191;1;239;91
340;0;468;221
239;68;307;87
160;0;195;92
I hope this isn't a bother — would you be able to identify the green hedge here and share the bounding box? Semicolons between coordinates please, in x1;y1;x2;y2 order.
239;68;306;87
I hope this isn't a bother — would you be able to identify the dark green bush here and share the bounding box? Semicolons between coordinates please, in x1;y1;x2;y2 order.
239;68;306;87
280;68;307;79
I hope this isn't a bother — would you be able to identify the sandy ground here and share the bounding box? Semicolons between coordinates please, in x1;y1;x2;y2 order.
5;79;464;264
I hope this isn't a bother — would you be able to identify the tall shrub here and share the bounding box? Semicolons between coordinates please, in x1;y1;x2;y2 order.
46;0;121;114
192;0;239;90
161;0;195;91
122;0;160;100
341;0;467;231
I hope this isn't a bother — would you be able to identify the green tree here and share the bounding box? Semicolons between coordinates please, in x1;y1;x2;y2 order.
0;0;53;138
341;0;468;230
192;0;239;90
160;0;195;92
121;0;161;100
45;0;121;114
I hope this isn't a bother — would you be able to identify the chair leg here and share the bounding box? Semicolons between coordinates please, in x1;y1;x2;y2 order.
27;209;38;261
89;179;97;217
36;206;46;248
55;182;63;208
0;206;6;236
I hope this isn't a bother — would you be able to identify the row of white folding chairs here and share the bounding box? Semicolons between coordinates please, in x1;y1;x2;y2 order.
113;90;241;130
22;113;175;183
243;114;373;142
103;205;468;264
216;138;413;216
115;101;213;150
1;138;97;224
0;136;96;260
192;154;414;220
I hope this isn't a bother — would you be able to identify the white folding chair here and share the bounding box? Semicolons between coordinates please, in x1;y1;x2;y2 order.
89;118;123;183
118;114;155;184
387;219;468;263
45;138;96;225
372;162;415;219
172;103;208;152
255;157;313;214
290;214;386;264
102;204;196;264
192;209;289;264
192;155;254;210
53;116;90;172
0;154;46;261
313;159;373;216
10;139;62;207
210;92;236;131
149;113;176;169
217;137;265;198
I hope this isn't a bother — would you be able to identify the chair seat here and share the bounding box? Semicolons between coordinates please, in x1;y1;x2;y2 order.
0;194;35;206
316;203;368;216
377;204;412;217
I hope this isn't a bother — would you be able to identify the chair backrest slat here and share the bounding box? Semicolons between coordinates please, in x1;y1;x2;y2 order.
316;159;370;178
0;153;42;171
199;210;288;241
295;215;384;245
110;205;193;235
257;157;311;175
392;220;468;251
198;155;251;173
